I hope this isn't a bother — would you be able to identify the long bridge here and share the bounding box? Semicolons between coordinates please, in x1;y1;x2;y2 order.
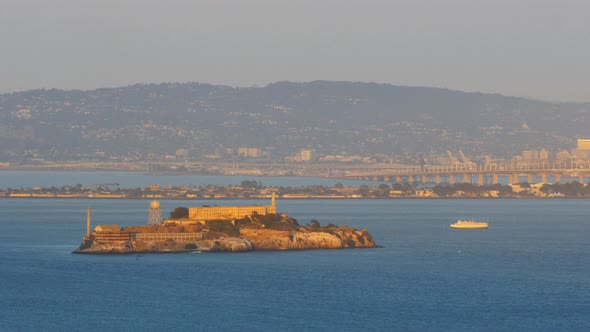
342;162;590;185
9;160;590;185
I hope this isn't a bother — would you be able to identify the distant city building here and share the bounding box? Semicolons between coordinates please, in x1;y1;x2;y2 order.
539;149;549;160
319;154;363;163
299;149;315;162
204;154;222;159
238;147;261;158
571;139;590;159
577;139;590;150
522;149;539;161
175;149;188;159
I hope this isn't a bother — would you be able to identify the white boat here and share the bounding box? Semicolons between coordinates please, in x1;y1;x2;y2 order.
450;220;488;229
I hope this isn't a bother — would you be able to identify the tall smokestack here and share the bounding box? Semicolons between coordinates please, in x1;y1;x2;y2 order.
86;207;91;237
271;192;276;208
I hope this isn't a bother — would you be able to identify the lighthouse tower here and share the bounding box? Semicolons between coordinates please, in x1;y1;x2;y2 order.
148;200;162;225
270;192;276;213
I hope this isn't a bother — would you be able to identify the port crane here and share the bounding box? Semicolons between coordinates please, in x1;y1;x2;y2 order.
458;150;477;169
447;150;477;169
447;151;461;166
562;150;574;159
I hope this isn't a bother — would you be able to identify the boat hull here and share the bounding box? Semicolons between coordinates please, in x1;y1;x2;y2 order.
450;224;488;229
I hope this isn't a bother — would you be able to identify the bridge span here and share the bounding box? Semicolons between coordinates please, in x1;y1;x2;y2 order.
343;164;590;185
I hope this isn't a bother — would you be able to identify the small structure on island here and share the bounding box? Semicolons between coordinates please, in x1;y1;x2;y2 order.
94;224;120;232
148;200;163;225
83;206;92;242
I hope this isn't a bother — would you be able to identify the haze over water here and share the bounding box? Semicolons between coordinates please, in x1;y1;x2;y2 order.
1;180;589;331
0;170;369;190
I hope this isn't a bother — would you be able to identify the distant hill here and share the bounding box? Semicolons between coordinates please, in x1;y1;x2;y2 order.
1;81;589;163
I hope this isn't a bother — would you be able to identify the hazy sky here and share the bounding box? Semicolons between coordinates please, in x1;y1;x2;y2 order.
1;0;589;102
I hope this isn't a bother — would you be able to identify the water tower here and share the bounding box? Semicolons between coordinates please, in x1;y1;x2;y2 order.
148;200;162;225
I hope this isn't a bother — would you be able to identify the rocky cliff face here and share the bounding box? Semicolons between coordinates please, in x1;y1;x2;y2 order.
74;237;254;254
240;226;375;250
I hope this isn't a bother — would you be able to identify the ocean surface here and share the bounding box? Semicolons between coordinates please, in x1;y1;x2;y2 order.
1;196;590;330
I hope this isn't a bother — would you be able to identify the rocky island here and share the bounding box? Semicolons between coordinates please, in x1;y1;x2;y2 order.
73;195;376;254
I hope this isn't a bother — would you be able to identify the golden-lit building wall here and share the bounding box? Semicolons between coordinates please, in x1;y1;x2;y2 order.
577;139;590;150
188;204;275;220
188;194;276;221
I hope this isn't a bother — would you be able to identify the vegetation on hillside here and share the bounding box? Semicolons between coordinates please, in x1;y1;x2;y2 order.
169;207;189;219
206;220;240;237
3;81;589;163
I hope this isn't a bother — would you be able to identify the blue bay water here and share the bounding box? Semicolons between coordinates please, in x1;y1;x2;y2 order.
0;170;371;189
1;197;590;331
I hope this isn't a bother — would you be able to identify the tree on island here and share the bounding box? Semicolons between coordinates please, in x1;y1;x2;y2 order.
170;207;189;219
377;183;390;197
432;185;454;197
358;185;370;197
240;180;261;189
310;219;320;229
